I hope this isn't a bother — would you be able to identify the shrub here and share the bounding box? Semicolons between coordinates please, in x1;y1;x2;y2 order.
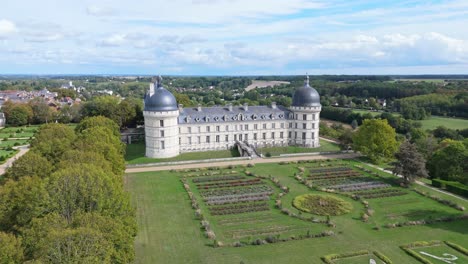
293;194;353;216
432;179;468;198
373;251;393;264
444;241;468;255
265;152;271;157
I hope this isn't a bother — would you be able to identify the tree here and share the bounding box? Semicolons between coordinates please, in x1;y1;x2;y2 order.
7;104;33;126
393;140;428;185
350;119;358;130
30;124;76;163
4;152;52;181
75;116;120;137
352;119;399;163
28;97;52;124
0;232;24;263
174;93;193;107
427;139;468;184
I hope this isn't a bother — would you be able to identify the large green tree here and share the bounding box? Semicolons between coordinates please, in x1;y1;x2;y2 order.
5;152;52;181
427;139;468;184
30;124;76;163
352;119;399;163
393;140;428;185
0;232;24;263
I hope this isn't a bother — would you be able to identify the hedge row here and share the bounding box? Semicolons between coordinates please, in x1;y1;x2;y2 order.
432;179;468;198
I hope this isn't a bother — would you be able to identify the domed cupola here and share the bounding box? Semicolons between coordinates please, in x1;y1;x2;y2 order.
144;76;178;111
292;75;321;107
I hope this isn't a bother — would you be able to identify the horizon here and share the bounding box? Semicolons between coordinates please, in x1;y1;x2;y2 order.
1;1;468;75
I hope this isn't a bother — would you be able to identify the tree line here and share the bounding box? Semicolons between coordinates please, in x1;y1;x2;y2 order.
0;116;136;263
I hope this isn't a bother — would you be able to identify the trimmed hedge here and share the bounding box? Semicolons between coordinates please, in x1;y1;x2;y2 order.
321;250;369;264
432;179;468;198
444;241;468;256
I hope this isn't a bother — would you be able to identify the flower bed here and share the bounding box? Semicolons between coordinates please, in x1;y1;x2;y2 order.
328;181;391;192
196;178;263;189
209;201;269;215
199;185;273;197
293;194;353;216
354;188;407;199
192;175;245;183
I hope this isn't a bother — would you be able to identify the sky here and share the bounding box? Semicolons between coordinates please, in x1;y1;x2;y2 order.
0;0;468;75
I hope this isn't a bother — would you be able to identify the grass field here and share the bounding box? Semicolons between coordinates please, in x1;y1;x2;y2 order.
125;159;468;264
419;116;468;130
125;143;240;164
257;140;341;156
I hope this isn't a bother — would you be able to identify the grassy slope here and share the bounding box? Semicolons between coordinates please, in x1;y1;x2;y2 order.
257;139;341;157
125;161;468;264
125;143;239;164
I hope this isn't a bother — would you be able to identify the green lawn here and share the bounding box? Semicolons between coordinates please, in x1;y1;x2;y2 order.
419;116;468;130
257;139;341;157
125;143;239;164
125;160;468;264
0;139;30;148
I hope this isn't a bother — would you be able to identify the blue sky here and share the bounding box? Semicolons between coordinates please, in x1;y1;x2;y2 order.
0;0;467;75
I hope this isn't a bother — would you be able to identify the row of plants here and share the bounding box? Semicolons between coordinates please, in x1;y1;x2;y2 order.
308;166;353;174
209;201;270;215
199;185;273;197
322;250;392;264
204;192;272;205
307;171;361;180
226;225;299;239
385;214;468;228
192;174;245;183
217;215;275;226
413;189;465;211
196;178;263;189
400;240;443;264
328;181;391;192
354;188;407;199
228;230;335;248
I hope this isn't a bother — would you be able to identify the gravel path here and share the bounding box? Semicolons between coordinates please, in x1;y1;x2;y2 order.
125;153;360;173
0;145;30;175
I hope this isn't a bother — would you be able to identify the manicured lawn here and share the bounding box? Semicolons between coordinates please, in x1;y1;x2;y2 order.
0;139;30;148
125;160;468;264
257;139;341;157
419;116;468;130
125;143;239;164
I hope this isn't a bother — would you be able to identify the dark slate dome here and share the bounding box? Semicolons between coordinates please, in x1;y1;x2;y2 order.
292;76;321;107
144;76;178;111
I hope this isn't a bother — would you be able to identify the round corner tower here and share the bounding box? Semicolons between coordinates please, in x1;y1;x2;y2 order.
289;75;322;147
143;76;180;158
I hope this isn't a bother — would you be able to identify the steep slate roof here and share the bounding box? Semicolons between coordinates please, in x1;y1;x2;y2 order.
178;105;292;124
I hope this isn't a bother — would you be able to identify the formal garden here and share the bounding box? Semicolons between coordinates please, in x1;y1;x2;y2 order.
125;159;468;263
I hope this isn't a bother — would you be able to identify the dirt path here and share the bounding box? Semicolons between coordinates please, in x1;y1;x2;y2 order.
0;145;30;175
125;153;360;173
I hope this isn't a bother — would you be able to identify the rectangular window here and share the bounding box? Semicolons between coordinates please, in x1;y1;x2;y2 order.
160;130;165;137
198;126;201;133
281;123;284;128
295;132;297;139
288;132;292;138
188;127;192;133
225;135;229;142
312;123;315;129
161;140;165;149
226;125;229;131
179;137;181;144
263;124;267;129
289;122;292;128
216;126;220;132
254;124;258;130
216;135;220;142
245;134;248;140
197;136;201;143
206;126;210;132
206;136;210;143
239;134;243;141
295;123;298;129
245;124;248;130
262;133;266;139
302;132;306;139
188;137;192;144
280;132;284;138
254;133;257;140
303;123;307;129
235;125;238;131
312;132;315;139
179;127;181;133
313;114;316;121
234;134;237;141
303;114;307;120
272;123;276;129
271;132;275;139
295;114;298;120
160;120;164;127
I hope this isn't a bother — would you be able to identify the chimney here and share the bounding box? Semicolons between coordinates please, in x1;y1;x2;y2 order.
228;103;233;112
149;83;155;96
197;104;202;112
243;103;248;111
271;102;277;109
178;104;184;112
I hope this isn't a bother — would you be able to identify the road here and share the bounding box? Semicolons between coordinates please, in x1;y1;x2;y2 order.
125;153;360;173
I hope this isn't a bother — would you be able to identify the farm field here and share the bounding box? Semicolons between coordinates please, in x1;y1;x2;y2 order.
419;116;468;130
125;159;468;264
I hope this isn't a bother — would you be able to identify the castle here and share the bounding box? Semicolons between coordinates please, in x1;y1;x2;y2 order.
143;76;321;158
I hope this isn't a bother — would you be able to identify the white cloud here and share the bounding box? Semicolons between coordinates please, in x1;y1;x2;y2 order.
0;19;16;38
